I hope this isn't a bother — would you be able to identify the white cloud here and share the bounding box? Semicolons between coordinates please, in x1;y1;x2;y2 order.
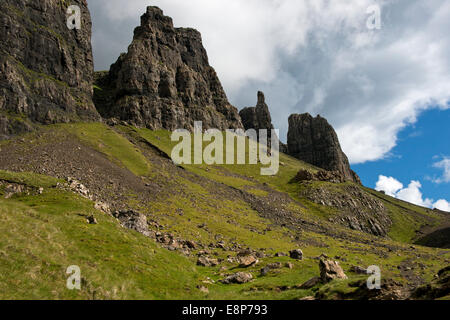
395;180;433;208
432;157;450;183
89;0;450;163
433;199;450;212
375;175;449;211
375;175;403;197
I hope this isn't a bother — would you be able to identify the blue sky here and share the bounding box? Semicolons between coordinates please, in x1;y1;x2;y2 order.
353;107;450;209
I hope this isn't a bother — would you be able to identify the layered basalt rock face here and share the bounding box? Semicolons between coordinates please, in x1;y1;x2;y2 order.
0;0;100;138
239;91;287;152
287;113;360;183
96;6;242;131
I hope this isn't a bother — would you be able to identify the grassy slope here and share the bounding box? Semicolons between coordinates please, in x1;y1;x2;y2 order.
0;172;205;300
132;127;445;243
0;123;449;300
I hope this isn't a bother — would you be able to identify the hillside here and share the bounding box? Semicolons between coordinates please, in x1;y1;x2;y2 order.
0;2;449;301
0;122;449;300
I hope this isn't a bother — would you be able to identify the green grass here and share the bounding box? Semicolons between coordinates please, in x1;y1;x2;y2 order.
60;123;152;177
365;188;443;243
0;170;62;188
0;183;205;299
132;127;316;191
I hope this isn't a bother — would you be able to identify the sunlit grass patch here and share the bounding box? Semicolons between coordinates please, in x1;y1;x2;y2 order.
59;123;151;176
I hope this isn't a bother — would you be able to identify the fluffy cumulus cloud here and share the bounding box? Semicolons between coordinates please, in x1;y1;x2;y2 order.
88;0;450;163
433;199;450;212
375;175;449;211
432;157;450;183
375;175;404;197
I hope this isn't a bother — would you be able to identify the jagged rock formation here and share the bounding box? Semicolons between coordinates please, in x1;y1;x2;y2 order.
239;91;287;152
240;91;274;134
95;6;242;131
0;0;100;139
287;113;360;183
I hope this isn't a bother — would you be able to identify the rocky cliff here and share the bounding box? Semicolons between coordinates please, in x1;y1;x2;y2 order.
239;91;287;152
95;6;242;131
287;113;360;183
0;0;100;138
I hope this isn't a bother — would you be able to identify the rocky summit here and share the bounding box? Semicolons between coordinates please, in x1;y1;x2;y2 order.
239;91;287;152
94;6;242;131
240;91;274;134
287;113;361;183
0;0;100;139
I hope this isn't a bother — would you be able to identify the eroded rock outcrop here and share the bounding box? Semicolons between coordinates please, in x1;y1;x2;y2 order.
300;184;392;236
287;113;360;183
0;0;100;138
96;6;242;131
292;169;347;184
239;91;287;152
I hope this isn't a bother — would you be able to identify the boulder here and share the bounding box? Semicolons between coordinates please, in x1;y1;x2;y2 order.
319;260;348;282
222;272;253;284
260;262;283;276
86;216;98;225
274;252;288;257
298;276;321;289
287;114;360;183
113;210;150;237
289;249;304;260
197;256;219;267
94;201;111;214
238;255;258;268
95;6;242;131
